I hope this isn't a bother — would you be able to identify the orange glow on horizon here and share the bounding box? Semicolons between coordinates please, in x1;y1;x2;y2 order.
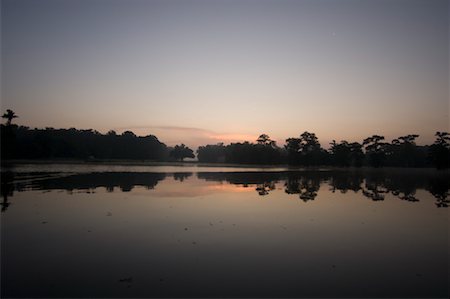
208;133;257;143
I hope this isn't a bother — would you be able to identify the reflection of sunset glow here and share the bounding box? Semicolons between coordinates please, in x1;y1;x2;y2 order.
151;179;257;198
205;183;255;193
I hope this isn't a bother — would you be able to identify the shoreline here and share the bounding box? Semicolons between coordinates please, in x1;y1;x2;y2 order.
1;159;447;174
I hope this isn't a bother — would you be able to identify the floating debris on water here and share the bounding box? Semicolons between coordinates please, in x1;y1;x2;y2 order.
118;277;133;283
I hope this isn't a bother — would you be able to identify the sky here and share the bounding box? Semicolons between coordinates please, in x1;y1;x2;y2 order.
1;0;448;149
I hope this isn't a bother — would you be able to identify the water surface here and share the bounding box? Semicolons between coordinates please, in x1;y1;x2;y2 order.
1;165;449;298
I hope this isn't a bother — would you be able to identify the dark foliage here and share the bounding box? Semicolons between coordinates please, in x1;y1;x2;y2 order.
197;143;227;163
169;144;195;161
362;135;387;167
1;110;448;169
329;140;364;167
285;131;329;166
1;125;167;160
197;134;284;164
428;132;450;169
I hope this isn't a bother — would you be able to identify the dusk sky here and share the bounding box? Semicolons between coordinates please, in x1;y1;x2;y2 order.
1;0;448;148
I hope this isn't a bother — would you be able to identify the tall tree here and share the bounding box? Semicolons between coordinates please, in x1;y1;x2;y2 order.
2;109;18;126
363;135;387;167
170;144;195;161
285;131;325;166
256;134;276;147
387;134;420;167
429;132;450;169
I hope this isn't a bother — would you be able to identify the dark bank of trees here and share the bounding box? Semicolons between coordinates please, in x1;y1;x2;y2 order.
0;111;196;162
197;132;449;169
1;125;169;160
197;134;283;164
1;110;449;168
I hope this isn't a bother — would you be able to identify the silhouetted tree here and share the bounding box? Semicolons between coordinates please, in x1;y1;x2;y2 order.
213;134;283;164
197;143;226;163
363;135;387;167
348;142;364;167
285;137;302;164
428;132;450;169
170;144;195;161
385;134;424;167
2;109;18;126
285;131;327;166
330;140;364;167
122;130;136;138
0;110;19;161
256;134;276;147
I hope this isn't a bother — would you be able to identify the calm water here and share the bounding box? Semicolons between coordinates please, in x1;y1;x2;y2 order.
1;165;449;298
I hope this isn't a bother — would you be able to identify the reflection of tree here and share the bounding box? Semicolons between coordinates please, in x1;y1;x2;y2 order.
173;172;193;182
390;180;419;202
255;181;276;196
17;172;167;193
199;171;449;207
427;177;450;208
197;172;282;185
329;172;362;193
3;170;449;210
391;190;419;202
285;178;301;194
284;176;320;202
361;179;389;201
0;172;14;212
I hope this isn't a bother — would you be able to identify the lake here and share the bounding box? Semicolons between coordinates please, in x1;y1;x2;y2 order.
1;164;449;298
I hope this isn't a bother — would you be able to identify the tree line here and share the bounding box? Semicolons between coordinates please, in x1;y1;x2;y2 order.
1;110;193;162
1;110;449;168
198;132;449;169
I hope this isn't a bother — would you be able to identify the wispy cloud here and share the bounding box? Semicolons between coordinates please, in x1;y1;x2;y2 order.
113;125;258;148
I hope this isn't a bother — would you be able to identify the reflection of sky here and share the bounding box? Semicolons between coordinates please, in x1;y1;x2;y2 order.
2;0;448;148
3;177;448;297
149;177;255;198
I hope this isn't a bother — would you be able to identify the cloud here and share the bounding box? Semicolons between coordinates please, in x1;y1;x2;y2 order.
113;125;258;148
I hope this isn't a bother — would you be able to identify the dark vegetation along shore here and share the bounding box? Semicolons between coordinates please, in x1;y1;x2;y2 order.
1;110;449;169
